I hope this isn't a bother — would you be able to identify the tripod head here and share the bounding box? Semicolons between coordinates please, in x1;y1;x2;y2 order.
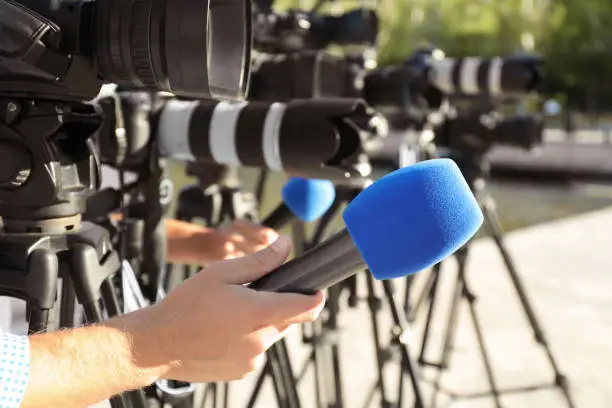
0;96;102;233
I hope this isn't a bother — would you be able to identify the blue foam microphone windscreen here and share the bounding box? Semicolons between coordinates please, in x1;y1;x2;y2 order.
282;178;336;222
343;158;483;280
251;158;483;293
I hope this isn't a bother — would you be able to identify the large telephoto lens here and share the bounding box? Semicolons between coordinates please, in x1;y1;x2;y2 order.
94;0;251;100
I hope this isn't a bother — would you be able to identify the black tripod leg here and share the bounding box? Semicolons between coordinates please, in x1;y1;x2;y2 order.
59;277;77;328
430;247;503;408
365;274;392;408
268;343;295;408
403;276;414;321
481;203;574;407
247;360;282;408
277;339;302;408
417;263;442;365
325;284;345;408
429;251;465;408
245;344;293;408
461;274;502;408
406;267;438;323
245;361;277;408
311;318;332;408
379;279;425;408
26;250;60;334
254;169;268;208
438;250;467;369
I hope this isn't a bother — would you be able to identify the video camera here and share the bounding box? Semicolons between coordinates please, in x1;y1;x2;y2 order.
0;0;251;226
0;0;251;101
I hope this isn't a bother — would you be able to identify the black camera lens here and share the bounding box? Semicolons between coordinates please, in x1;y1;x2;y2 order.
93;0;251;100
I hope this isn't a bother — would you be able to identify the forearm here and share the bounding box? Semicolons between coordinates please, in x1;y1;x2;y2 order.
164;218;213;264
21;307;172;408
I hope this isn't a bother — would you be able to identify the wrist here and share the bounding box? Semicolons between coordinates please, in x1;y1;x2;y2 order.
104;306;178;388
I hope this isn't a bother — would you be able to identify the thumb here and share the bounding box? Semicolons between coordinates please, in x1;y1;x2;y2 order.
212;235;292;285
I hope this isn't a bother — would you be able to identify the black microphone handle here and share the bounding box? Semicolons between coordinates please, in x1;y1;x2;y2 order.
262;203;295;230
249;229;364;294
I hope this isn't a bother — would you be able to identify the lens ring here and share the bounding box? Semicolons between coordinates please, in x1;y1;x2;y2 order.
131;0;157;88
108;0;132;84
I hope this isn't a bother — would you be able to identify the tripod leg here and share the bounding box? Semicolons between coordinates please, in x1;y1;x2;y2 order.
482;203;575;407
245;345;292;408
365;274;392;408
222;383;230;408
461;275;503;408
325;284;345;408
404;276;414;319
26;249;60;334
379;279;425;408
59;277;77;328
431;246;503;408
268;344;295;408
245;361;275;408
429;250;466;408
418;263;442;365
311;318;332;408
406;267;438;323
439;250;468;368
276;340;302;408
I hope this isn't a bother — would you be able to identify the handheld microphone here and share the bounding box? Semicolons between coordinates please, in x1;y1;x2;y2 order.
155;98;376;182
263;177;336;230
250;158;483;293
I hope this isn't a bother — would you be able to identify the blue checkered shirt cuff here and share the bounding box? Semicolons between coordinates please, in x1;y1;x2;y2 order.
0;334;30;407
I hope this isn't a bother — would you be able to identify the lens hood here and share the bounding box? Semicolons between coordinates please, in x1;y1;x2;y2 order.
94;0;252;100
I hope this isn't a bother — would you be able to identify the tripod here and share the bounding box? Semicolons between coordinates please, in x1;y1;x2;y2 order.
0;98;148;408
409;154;575;408
298;183;426;408
170;162;302;408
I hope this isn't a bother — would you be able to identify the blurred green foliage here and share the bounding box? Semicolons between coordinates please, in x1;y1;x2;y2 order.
270;0;612;111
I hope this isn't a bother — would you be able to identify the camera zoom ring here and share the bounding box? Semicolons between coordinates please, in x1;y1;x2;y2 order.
107;0;131;83
131;0;157;88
